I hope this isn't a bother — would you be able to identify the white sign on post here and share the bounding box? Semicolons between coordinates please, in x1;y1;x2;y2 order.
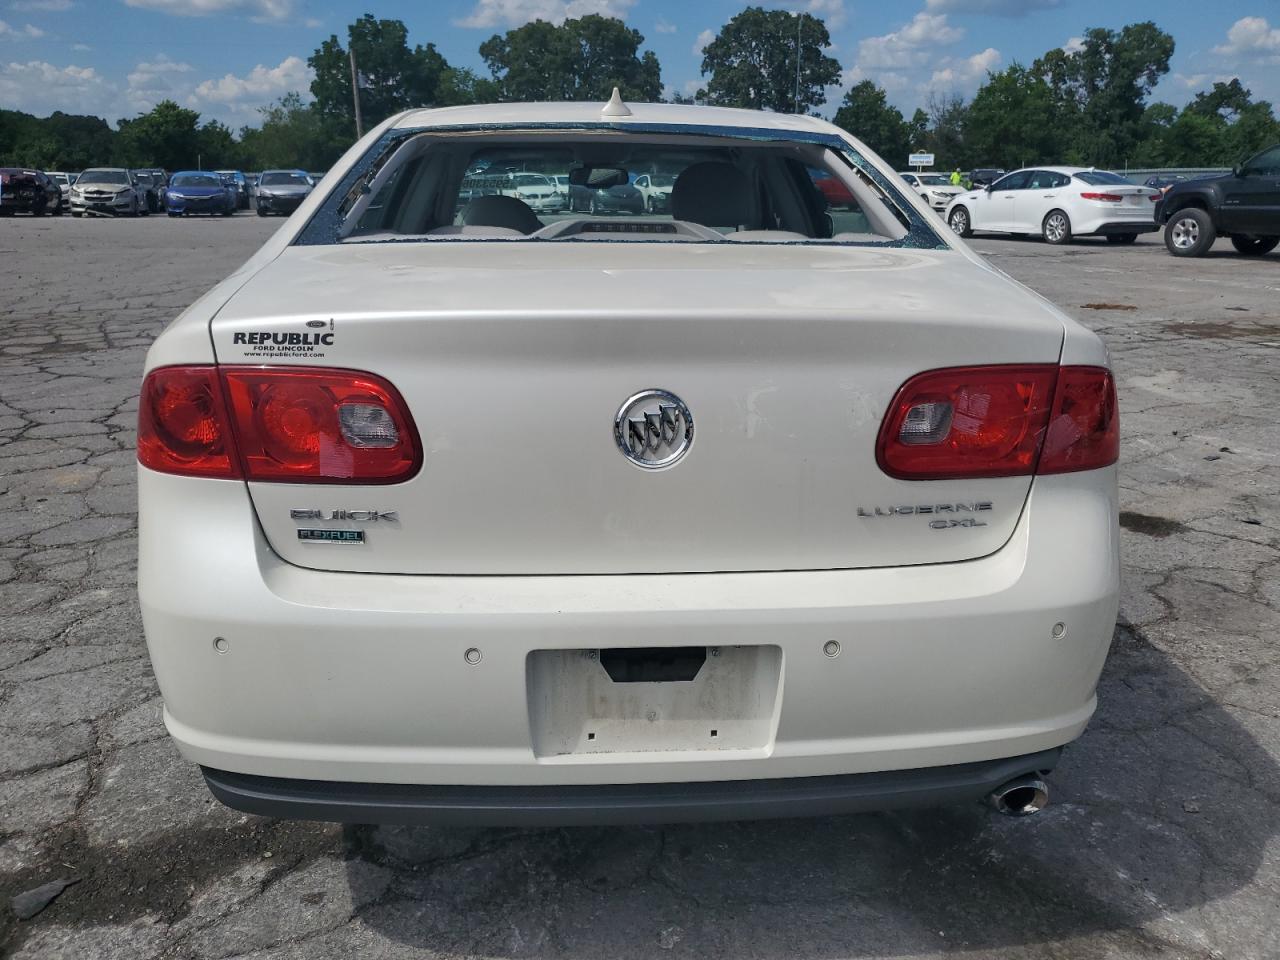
908;152;935;168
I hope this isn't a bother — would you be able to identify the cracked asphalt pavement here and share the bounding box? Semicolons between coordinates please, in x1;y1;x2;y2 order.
2;215;1278;959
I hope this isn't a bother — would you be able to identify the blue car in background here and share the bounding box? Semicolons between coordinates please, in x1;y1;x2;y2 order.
165;171;236;217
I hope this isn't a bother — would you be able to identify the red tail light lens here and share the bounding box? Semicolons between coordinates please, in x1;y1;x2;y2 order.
1039;366;1118;474
138;365;421;484
1080;192;1123;202
877;364;1118;479
138;366;240;478
220;367;421;483
877;365;1057;479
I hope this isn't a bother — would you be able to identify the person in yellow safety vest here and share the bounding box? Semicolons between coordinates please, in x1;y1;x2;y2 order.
950;169;962;186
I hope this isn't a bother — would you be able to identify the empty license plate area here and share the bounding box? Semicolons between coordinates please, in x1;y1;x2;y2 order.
526;646;782;758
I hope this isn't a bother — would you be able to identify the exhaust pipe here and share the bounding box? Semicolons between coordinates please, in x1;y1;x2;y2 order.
987;775;1049;817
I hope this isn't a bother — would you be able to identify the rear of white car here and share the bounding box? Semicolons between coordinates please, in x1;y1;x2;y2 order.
137;103;1119;825
945;166;1158;243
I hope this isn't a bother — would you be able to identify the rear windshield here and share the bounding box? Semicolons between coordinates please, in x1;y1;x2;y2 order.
171;174;222;188
261;171;310;186
79;170;128;185
1073;170;1129;185
300;127;939;248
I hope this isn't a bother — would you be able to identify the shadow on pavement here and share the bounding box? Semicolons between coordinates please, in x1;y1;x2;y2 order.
343;623;1279;957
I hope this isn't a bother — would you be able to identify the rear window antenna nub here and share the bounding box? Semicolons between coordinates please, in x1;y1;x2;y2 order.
601;87;633;118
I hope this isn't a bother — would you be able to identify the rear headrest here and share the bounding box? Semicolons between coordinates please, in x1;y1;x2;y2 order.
462;195;543;235
671;162;758;230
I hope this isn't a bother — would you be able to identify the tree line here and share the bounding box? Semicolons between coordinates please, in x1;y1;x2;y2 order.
1;9;1276;174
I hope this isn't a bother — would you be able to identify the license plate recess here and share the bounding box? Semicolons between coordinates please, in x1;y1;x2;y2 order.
526;645;782;757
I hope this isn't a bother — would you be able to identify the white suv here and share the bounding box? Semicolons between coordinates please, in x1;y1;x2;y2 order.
137;96;1119;826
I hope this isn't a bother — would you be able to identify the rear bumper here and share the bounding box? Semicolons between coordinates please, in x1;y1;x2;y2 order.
203;748;1062;825
139;465;1117;806
1080;219;1159;236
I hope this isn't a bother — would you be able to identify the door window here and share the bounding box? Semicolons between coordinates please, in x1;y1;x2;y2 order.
1026;171;1068;189
1243;147;1280;176
991;171;1031;191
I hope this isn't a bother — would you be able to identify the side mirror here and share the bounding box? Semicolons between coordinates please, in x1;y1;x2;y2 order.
984;183;994;192
1233;164;1244;177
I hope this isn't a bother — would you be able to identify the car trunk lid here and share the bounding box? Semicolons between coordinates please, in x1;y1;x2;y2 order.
210;242;1064;575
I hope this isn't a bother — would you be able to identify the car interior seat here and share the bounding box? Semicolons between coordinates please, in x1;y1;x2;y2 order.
461;195;543;235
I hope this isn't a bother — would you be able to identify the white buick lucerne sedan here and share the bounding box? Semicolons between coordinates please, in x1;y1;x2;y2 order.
944;166;1159;245
137;95;1120;826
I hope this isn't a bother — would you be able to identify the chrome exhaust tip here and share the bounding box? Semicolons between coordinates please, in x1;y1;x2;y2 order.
987;775;1050;817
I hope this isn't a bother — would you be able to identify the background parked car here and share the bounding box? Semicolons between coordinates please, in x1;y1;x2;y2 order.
255;169;314;217
632;173;675;213
132;170;162;213
899;171;964;211
506;172;563;213
967;167;1006;188
1158;144;1280;257
946;167;1159;245
568;180;643;214
810;171;857;210
214;169;251;209
165;170;236;216
47;171;76;209
0;168;62;216
70;167;144;217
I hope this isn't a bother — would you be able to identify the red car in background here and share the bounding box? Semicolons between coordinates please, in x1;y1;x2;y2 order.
811;172;857;210
0;168;63;216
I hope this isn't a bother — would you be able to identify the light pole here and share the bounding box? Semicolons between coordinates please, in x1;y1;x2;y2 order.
348;46;365;139
794;12;802;114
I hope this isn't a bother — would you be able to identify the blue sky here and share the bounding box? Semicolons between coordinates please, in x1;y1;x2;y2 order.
2;0;1278;129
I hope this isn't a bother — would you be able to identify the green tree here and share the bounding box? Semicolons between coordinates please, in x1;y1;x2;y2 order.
1187;78;1253;122
117;100;202;169
309;15;457;138
237;92;346;171
964;64;1065;169
699;7;841;113
196;119;239;169
480;15;661;102
833;81;910;165
1034;22;1175;166
922;93;970;168
906;108;929;154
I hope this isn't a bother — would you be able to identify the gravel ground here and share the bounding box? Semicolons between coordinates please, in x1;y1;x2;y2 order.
1;214;1278;959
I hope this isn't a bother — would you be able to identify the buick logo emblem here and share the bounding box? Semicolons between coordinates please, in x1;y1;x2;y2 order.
614;389;693;469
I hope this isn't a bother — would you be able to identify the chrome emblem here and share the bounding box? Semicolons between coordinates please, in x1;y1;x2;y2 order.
614;389;693;469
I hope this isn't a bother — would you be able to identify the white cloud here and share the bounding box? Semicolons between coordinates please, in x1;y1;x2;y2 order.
1062;35;1084;54
122;0;294;20
692;28;714;56
70;41;88;50
125;54;193;110
10;0;72;10
927;46;1000;94
191;54;310;109
654;16;675;34
454;0;636;29
0;59;115;116
0;18;45;36
924;0;1060;14
855;12;963;70
801;0;845;30
1213;16;1280;62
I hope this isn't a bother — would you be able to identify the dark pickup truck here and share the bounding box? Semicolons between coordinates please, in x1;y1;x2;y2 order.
1157;144;1280;257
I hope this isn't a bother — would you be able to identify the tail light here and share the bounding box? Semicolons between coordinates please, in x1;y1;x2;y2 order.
138;367;240;478
877;364;1117;480
138;365;421;484
1080;192;1123;202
